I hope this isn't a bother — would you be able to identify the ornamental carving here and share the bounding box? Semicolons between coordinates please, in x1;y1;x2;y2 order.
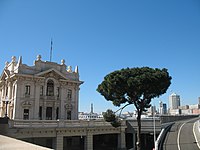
21;101;32;107
34;78;44;84
60;81;68;86
44;71;65;80
65;104;73;110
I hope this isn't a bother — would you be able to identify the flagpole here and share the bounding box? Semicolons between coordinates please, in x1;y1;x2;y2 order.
50;39;53;62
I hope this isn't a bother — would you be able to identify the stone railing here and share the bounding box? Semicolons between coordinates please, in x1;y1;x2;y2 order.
9;119;126;128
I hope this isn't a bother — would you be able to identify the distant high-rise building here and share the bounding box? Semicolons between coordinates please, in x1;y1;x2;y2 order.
169;93;180;109
147;105;156;116
159;101;163;114
198;97;200;105
159;101;167;114
163;103;167;114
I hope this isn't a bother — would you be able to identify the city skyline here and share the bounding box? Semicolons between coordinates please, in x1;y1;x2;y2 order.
0;1;200;113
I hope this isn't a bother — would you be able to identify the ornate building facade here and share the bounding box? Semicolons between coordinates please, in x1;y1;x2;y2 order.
0;55;83;120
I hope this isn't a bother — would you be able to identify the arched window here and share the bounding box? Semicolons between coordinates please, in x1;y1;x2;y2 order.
47;79;54;96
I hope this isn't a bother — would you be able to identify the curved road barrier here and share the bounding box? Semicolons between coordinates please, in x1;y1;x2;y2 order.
155;122;174;150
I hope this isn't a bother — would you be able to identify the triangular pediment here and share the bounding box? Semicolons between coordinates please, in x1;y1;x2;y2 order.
35;68;67;80
0;69;10;81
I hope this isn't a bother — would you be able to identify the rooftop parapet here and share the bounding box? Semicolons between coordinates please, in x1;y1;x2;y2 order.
3;55;80;81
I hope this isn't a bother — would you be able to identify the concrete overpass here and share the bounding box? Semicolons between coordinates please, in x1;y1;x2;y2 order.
1;115;198;150
0;118;161;150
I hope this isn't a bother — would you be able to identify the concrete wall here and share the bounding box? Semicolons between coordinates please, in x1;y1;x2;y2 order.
0;117;9;135
160;115;199;123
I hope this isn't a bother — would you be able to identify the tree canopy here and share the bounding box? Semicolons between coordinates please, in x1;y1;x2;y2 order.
97;67;172;150
97;67;171;111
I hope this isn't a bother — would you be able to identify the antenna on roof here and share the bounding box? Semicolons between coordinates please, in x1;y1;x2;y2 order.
50;38;53;62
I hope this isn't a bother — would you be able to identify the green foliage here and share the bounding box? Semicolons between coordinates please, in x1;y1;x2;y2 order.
103;109;121;128
110;119;121;128
97;67;172;111
103;109;116;122
97;67;172;150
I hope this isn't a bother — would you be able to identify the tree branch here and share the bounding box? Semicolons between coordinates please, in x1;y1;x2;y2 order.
115;103;133;116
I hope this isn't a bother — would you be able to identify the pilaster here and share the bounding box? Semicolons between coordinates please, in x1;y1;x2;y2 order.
60;83;66;120
73;85;79;120
118;128;126;150
56;135;63;150
7;81;12;99
34;80;40;119
43;103;46;120
5;81;12;118
86;133;93;150
14;79;22;119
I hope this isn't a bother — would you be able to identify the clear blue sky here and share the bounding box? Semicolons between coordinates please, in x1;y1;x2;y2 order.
0;0;200;113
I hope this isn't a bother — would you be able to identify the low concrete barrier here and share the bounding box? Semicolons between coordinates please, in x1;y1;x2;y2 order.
155;122;174;150
160;115;198;124
0;117;9;135
9;119;126;128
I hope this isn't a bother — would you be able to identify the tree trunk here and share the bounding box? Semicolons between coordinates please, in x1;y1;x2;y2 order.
136;110;141;150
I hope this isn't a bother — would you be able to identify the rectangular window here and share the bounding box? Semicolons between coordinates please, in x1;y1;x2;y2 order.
57;87;60;98
5;87;8;97
67;111;71;120
40;86;43;96
67;89;72;99
39;106;42;120
23;109;29;120
46;107;52;120
56;107;59;120
25;85;30;95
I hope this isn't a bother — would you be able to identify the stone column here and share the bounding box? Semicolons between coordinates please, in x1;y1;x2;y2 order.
60;84;66;119
86;133;93;150
7;81;13;118
34;80;40;119
118;128;126;150
43;102;46;120
84;136;87;150
13;79;22;119
73;85;79;120
0;85;4;117
56;134;63;150
53;105;57;120
132;131;136;150
7;81;12;99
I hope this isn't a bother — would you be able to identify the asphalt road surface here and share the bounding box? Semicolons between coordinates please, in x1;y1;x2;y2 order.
163;117;200;150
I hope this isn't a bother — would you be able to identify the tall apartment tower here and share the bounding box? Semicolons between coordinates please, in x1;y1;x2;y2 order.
159;101;167;115
169;93;180;109
0;55;83;120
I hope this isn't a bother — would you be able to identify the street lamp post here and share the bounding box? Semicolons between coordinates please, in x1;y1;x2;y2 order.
153;106;156;149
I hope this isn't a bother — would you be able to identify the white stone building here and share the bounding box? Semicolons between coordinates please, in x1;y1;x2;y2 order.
0;55;83;120
78;103;103;120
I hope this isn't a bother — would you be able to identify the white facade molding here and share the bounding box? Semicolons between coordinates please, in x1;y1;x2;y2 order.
0;55;83;120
